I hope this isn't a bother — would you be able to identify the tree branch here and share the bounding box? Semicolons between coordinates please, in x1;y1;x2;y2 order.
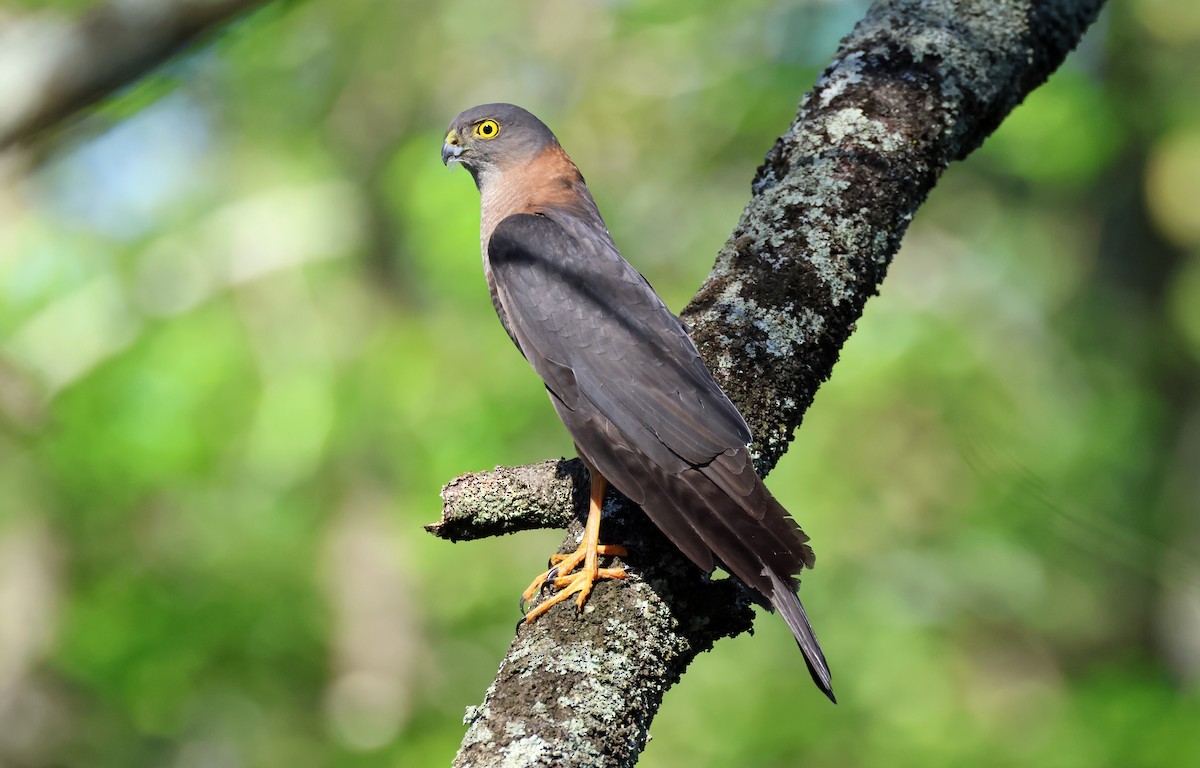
0;0;274;150
428;460;584;542
427;1;1106;766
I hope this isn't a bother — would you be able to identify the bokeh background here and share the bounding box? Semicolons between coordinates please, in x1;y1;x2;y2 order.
1;0;1199;765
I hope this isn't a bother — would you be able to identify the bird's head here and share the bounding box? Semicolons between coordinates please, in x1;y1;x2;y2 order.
442;103;558;189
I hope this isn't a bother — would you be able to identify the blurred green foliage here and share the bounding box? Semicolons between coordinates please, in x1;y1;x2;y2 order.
1;0;1198;766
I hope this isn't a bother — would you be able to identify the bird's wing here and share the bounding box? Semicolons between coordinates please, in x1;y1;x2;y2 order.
488;211;833;699
488;211;816;563
487;212;751;474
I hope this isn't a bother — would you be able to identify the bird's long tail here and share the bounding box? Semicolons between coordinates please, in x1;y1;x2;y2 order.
768;569;835;703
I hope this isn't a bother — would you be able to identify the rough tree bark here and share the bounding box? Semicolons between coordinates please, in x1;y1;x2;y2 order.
426;1;1106;766
0;0;274;150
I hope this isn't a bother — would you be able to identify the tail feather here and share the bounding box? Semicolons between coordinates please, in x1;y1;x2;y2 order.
665;463;837;703
768;569;835;702
566;409;835;701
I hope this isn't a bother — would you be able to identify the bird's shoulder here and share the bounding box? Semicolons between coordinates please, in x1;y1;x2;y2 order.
487;211;753;466
489;211;665;308
490;209;614;265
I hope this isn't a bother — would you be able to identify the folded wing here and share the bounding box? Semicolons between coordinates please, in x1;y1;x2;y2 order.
487;211;833;700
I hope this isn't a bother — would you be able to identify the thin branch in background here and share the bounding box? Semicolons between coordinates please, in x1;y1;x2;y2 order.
0;0;275;150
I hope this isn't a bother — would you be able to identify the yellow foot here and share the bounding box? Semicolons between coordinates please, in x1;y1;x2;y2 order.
519;467;628;623
520;542;627;622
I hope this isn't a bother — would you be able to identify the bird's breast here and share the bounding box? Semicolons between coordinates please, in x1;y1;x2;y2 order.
480;181;528;254
478;146;594;253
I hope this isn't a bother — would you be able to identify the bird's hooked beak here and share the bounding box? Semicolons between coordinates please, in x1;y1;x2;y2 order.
442;129;466;166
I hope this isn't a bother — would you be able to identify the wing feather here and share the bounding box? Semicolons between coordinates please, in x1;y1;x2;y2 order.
487;211;832;700
489;213;749;470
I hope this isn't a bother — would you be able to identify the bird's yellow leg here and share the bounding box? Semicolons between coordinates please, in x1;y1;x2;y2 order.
520;472;627;622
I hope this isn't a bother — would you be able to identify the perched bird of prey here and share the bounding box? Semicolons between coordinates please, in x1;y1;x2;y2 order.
443;103;834;701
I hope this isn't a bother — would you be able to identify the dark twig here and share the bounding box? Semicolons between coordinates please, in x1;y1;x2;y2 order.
0;0;274;150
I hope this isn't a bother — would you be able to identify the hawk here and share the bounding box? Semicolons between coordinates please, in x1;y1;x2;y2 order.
443;103;833;701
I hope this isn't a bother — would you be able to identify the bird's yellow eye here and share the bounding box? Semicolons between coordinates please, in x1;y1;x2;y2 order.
474;119;501;139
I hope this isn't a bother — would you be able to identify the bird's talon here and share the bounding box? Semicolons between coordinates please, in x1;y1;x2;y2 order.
540;567;560;595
